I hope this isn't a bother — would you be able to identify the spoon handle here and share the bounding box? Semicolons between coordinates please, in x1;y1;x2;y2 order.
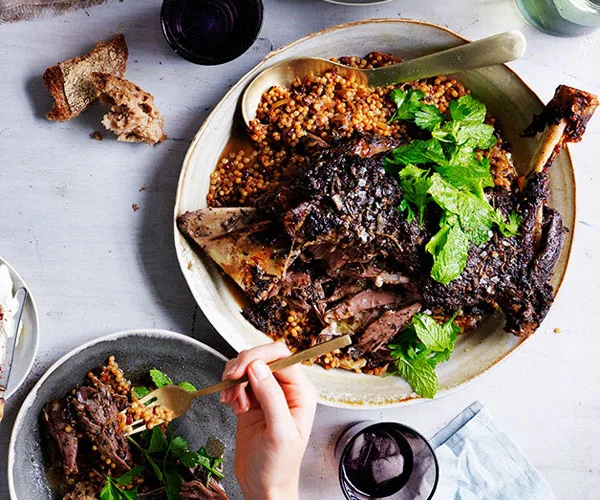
367;31;526;87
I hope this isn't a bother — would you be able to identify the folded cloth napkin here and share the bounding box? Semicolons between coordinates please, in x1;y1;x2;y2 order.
0;0;104;22
430;401;555;500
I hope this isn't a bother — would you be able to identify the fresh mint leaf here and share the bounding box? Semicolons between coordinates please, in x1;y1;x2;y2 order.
412;314;451;351
389;88;409;109
428;174;493;246
150;369;172;388
179;448;225;480
496;210;522;237
129;427;226;499
398;199;416;223
182;451;212;469
425;220;471;285
434;157;494;198
146;454;163;481
112;466;145;486
414;104;445;131
449;94;487;123
164;470;182;500
179;451;203;469
455;123;496;149
395;356;439;399
120;489;138;500
398;164;432;224
178;381;197;392
129;435;164;481
148;427;168;454
99;483;118;500
169;436;189;457
387;138;446;167
132;386;150;399
100;476;140;500
389;89;426;122
388;312;460;397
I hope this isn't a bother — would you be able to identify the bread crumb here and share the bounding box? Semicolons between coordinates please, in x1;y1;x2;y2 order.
90;131;103;141
554;328;562;334
132;203;139;212
187;261;193;270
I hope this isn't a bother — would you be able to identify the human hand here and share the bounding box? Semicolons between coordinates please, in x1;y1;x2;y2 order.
219;342;318;500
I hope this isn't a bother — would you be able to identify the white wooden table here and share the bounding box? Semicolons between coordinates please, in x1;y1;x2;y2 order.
1;0;599;498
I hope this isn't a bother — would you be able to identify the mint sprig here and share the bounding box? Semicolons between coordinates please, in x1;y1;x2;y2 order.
129;427;225;499
149;369;173;388
386;90;521;284
389;312;460;398
99;466;145;500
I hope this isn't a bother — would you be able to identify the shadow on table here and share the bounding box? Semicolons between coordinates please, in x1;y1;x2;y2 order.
135;107;237;360
25;74;118;137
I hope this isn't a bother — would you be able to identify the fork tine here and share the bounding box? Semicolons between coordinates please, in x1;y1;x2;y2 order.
138;390;160;405
128;423;157;436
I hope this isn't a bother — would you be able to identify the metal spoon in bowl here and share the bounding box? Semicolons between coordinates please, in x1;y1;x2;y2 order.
241;30;526;126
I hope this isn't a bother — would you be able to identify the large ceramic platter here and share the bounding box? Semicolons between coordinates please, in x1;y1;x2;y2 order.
1;256;39;398
174;19;575;409
8;329;241;500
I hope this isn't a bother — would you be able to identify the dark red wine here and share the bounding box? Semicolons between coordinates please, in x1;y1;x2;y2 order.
161;0;263;65
341;424;414;498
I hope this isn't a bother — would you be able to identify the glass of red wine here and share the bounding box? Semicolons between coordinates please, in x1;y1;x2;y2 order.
161;0;264;65
335;421;439;499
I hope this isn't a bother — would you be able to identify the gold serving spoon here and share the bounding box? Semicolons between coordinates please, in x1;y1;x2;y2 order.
241;30;526;126
125;334;352;435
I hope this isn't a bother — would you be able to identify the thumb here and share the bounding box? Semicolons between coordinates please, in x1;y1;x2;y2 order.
247;360;293;432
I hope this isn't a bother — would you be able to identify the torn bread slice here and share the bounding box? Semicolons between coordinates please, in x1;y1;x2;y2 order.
43;34;128;121
92;72;167;145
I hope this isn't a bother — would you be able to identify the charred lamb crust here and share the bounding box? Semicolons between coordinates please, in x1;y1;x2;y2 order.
256;183;298;218
242;297;289;335
523;85;599;142
278;135;430;275
422;173;565;336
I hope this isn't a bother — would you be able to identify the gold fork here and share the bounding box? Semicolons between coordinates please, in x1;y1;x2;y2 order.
125;335;352;435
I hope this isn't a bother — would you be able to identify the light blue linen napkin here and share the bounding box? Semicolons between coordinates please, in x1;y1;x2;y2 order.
429;401;555;500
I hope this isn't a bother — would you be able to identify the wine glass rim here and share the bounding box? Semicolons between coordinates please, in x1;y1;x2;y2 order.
160;0;265;65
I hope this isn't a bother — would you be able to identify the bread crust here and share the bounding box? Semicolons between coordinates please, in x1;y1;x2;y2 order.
44;34;128;121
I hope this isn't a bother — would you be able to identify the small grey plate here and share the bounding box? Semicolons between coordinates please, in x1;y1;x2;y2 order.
0;256;40;399
8;329;241;500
